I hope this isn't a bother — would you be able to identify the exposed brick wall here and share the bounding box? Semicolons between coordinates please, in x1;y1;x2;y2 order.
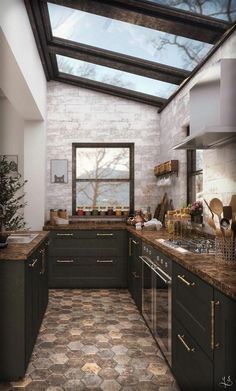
46;83;160;218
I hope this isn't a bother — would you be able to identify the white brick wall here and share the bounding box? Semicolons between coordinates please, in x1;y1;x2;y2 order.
46;83;160;218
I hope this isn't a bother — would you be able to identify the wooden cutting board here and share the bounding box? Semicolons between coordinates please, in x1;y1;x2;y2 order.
229;195;236;214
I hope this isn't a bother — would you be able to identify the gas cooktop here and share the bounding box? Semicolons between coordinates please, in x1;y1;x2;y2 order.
157;237;215;254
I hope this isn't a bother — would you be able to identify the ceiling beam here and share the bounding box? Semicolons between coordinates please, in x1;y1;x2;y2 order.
24;0;54;80
49;0;230;44
48;38;190;85
56;72;167;107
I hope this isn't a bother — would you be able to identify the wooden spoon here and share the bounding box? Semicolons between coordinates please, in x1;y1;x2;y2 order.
229;195;236;214
206;217;216;233
209;198;223;223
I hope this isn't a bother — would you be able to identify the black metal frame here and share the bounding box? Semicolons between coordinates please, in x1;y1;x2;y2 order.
72;143;135;216
187;150;203;205
24;0;236;109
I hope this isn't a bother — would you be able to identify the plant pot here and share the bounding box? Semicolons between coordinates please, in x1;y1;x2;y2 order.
191;215;203;224
0;233;9;249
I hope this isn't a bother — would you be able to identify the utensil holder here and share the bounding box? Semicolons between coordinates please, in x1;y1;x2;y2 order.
215;236;236;263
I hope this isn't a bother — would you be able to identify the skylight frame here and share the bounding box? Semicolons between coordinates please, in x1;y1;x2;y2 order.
24;0;236;110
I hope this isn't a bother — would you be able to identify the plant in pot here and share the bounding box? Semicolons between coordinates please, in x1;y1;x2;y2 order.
188;200;203;224
0;156;27;248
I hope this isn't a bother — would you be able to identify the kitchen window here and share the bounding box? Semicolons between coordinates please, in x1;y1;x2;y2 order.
72;143;134;215
187;149;203;204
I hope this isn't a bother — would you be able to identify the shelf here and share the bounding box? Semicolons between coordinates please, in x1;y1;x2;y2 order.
154;160;178;178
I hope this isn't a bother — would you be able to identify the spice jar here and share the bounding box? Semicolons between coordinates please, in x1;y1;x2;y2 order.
76;206;84;216
50;209;58;225
84;206;92;216
122;206;129;216
92;206;99;216
99;207;107;216
107;207;113;216
115;206;122;216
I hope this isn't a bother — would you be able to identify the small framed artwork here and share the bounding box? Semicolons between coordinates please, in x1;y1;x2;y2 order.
0;155;18;177
50;159;68;184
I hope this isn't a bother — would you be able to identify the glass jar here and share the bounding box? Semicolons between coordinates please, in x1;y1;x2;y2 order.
122;206;129;216
92;206;99;216
107;207;113;216
84;206;92;216
115;206;122;216
76;206;84;216
99;206;107;216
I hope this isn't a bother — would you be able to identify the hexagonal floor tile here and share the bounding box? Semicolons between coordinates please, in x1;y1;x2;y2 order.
101;379;121;391
82;374;102;389
81;362;101;375
67;341;83;351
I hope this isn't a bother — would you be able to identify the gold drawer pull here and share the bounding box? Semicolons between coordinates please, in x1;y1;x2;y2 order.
97;259;114;263
177;274;195;287
132;239;139;245
129;238;132;256
57;259;74;263
29;259;38;268
39;248;46;275
132;271;140;279
211;300;220;350
97;233;114;237
178;334;195;353
56;233;74;237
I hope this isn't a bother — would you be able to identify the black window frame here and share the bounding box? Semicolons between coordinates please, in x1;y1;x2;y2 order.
72;142;134;216
187;149;203;204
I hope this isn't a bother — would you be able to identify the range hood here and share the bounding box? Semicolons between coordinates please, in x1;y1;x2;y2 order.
173;59;236;150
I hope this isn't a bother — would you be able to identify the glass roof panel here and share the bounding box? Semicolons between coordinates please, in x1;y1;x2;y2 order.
56;54;178;98
145;0;236;23
48;2;213;71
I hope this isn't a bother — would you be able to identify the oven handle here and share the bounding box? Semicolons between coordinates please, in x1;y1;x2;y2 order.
139;255;153;268
153;268;171;285
139;255;171;284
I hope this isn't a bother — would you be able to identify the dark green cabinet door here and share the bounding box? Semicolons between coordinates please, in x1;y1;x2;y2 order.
172;316;213;391
214;291;236;391
38;244;49;324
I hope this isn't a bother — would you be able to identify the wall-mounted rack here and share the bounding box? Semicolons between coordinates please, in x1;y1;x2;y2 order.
154;160;178;178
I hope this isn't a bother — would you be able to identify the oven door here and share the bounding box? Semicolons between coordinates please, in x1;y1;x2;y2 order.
153;266;172;367
140;255;154;333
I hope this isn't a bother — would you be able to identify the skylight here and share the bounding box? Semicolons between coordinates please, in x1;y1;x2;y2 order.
56;55;178;99
145;0;236;23
48;2;213;71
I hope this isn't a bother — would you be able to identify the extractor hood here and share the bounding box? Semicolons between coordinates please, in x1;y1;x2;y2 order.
172;59;236;150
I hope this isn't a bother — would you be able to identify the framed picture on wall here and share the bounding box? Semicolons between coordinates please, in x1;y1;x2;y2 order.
0;155;18;177
50;159;68;184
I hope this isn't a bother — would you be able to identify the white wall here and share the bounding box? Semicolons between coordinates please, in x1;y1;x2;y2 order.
46;82;160;218
159;31;236;210
0;97;24;176
0;0;47;230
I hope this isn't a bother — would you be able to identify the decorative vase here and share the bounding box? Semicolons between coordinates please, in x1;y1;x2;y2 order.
191;215;203;224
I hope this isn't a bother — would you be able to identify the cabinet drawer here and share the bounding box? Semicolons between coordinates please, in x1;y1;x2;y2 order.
49;231;125;256
172;262;213;359
49;256;127;288
172;316;213;391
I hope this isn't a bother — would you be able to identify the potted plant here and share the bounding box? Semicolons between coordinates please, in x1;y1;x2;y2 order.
0;156;27;248
189;200;203;224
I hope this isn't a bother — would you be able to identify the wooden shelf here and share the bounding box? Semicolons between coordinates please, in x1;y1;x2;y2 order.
154;160;178;178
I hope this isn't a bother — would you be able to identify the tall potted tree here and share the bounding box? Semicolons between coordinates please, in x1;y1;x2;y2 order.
0;156;27;248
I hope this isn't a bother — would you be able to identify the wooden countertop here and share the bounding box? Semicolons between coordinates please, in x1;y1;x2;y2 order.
43;222;127;230
0;231;49;261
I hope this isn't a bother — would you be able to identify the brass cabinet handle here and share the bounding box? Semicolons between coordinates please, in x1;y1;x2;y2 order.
39;248;46;275
29;259;38;268
97;233;114;237
177;334;195;353
129;237;132;256
211;300;220;350
177;274;195;287
132;271;140;279
132;239;139;245
56;233;74;237
97;259;114;263
56;259;74;263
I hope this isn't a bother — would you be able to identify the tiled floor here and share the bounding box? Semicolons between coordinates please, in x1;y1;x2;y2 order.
0;289;179;391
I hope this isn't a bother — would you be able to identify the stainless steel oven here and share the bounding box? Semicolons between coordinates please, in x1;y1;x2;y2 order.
140;244;172;367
